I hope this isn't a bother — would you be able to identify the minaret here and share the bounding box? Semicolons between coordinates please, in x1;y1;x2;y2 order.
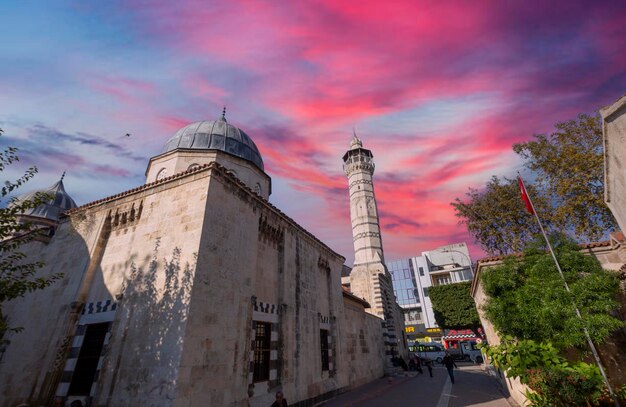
342;133;391;318
342;133;385;266
343;133;407;365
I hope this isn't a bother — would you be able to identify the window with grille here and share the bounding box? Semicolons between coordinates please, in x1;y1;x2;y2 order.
320;329;329;371
68;323;109;395
253;322;271;382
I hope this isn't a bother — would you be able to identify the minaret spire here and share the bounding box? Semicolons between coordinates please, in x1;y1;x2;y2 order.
351;127;363;149
221;106;227;122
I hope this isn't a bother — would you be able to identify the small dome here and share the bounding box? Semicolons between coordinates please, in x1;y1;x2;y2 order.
163;116;264;171
14;178;78;222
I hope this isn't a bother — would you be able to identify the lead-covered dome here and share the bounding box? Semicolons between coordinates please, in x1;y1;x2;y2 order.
14;178;77;222
163;115;264;171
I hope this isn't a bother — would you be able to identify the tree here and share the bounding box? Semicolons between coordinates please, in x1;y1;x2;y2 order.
429;281;481;334
451;176;552;255
0;129;61;337
453;113;617;256
513;113;615;242
480;235;622;350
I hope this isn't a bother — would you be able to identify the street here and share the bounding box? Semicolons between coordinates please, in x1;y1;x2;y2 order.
320;363;517;407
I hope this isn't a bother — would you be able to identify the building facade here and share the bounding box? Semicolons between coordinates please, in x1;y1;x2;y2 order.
602;93;626;233
388;243;473;343
0;115;387;407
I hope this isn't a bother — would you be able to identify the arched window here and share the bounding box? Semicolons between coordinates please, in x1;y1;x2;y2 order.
156;168;168;181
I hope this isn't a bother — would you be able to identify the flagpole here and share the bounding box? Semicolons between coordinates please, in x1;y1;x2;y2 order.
518;174;619;406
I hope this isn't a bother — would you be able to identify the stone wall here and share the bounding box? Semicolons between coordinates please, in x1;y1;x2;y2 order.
175;167;383;407
471;260;529;406
602;93;626;233
0;163;388;407
336;295;385;387
0;171;210;406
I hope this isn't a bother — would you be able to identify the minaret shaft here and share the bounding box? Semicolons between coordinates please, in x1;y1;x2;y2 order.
347;167;385;265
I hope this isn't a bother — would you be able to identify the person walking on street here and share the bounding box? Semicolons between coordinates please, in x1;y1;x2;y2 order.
442;352;458;384
424;358;433;377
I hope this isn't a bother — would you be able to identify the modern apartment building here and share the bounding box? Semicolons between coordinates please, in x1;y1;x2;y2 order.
388;243;473;342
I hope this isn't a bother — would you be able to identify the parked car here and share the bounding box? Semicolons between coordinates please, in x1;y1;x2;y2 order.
460;340;484;363
444;340;486;363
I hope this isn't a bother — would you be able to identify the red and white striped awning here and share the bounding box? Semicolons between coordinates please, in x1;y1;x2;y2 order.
442;333;477;340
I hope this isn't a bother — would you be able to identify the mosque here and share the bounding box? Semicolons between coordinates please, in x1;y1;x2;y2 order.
0;112;406;407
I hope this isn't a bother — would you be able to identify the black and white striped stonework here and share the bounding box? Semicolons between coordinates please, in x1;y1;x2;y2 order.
82;299;116;315
249;299;280;394
248;321;280;388
253;300;278;315
56;300;117;401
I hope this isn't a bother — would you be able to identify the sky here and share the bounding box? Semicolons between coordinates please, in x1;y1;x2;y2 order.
1;1;625;265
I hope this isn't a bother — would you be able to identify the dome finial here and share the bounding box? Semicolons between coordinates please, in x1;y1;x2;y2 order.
60;171;66;181
351;127;362;149
221;106;227;122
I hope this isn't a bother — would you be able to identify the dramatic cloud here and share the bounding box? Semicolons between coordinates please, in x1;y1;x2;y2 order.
2;1;626;263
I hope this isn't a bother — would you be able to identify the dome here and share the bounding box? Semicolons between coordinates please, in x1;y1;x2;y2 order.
163;115;264;171
14;178;78;222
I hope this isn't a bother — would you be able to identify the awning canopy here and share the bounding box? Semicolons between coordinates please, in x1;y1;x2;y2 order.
442;333;477;340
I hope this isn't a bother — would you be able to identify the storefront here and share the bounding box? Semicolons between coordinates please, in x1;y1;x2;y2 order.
441;328;484;349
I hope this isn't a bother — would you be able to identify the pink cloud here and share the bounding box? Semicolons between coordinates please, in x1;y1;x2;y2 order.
88;75;158;106
91;164;132;177
49;0;626;261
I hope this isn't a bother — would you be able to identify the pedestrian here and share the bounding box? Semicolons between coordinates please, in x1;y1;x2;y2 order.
415;356;423;374
424;358;433;377
399;356;408;371
442;351;458;384
271;390;288;407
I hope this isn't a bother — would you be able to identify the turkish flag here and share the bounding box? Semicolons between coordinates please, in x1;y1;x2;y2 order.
518;176;534;214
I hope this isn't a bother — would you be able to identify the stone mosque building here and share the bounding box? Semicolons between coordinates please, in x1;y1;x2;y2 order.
0;112;406;407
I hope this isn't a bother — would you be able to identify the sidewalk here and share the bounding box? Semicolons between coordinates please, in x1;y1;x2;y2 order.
320;363;518;407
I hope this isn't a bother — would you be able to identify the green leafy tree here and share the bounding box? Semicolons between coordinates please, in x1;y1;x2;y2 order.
480;235;622;350
429;281;481;334
451;176;552;255
513;113;615;242
0;129;61;337
453;113;617;256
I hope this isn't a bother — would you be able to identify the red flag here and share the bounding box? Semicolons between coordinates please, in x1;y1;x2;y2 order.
518;176;534;214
